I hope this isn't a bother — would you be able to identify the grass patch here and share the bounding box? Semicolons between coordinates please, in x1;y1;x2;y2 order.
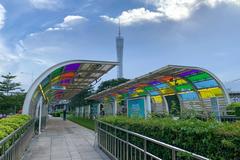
68;115;95;130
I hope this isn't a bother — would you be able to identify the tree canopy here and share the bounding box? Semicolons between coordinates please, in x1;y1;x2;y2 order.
0;73;25;114
68;78;129;111
96;78;129;93
0;73;21;95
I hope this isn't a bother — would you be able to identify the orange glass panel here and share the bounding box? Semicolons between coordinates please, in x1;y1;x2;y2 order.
61;72;75;79
159;76;173;82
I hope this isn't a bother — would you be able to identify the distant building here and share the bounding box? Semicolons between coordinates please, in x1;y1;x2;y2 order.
229;91;240;102
116;21;124;78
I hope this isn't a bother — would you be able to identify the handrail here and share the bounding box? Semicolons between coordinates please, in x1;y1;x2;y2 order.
0;119;34;159
97;120;209;160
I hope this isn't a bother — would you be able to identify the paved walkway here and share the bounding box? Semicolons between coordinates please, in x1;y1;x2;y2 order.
23;117;109;160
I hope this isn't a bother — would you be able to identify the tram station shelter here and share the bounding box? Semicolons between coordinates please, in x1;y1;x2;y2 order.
22;60;118;130
87;65;231;118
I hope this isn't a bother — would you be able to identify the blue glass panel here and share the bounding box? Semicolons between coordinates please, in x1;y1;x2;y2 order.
41;76;50;87
194;79;218;89
155;83;168;89
179;92;198;101
149;91;160;96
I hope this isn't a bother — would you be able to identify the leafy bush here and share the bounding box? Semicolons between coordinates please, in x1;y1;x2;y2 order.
100;116;240;160
0;124;14;134
227;103;240;116
51;111;62;117
0;114;31;141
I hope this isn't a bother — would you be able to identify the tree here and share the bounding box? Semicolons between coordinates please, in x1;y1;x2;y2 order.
68;85;96;111
68;78;129;112
96;78;129;93
0;73;21;95
0;73;25;114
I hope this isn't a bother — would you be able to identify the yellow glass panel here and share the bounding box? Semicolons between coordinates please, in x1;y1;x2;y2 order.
152;95;162;104
210;87;223;97
160;88;174;95
116;95;123;102
51;75;60;83
103;97;110;103
199;87;223;99
131;93;139;98
33;90;39;99
136;89;144;93
169;79;187;86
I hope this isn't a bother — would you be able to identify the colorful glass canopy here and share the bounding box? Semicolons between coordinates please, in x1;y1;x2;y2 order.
87;65;230;109
25;60;118;116
38;62;117;103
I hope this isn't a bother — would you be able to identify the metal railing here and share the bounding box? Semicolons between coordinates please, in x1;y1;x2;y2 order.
0;119;35;160
97;120;209;160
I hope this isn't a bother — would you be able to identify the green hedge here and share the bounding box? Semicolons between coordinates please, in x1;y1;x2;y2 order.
51;111;62;117
0;114;31;141
227;102;240;116
100;116;240;160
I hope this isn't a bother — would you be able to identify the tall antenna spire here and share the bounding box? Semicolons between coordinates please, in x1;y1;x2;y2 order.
118;18;121;37
116;18;124;78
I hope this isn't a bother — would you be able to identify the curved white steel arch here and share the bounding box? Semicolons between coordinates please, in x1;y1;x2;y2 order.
22;60;118;116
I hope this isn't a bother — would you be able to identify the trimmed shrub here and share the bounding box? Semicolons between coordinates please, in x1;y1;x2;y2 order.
0;114;31;141
227;102;240;116
100;116;240;160
0;125;14;134
235;106;240;117
51;111;62;117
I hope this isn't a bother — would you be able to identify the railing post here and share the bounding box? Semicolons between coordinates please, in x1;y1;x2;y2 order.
105;124;108;149
144;138;147;160
114;127;117;157
126;132;129;160
172;150;176;160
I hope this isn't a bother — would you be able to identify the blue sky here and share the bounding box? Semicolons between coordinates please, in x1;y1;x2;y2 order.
0;0;240;91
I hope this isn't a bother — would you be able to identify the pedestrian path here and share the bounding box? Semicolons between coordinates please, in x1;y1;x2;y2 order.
23;117;109;160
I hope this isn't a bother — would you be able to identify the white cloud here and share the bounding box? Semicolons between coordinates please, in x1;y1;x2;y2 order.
0;4;6;30
29;0;63;10
101;8;163;26
148;0;240;20
0;39;22;75
102;0;240;26
46;15;87;31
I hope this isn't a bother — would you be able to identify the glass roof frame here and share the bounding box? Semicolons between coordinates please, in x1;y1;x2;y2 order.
87;65;230;105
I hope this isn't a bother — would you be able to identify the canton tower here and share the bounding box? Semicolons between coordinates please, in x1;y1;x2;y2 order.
116;21;124;78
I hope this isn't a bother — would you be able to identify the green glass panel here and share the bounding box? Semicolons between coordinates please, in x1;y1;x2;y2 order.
122;93;128;98
175;84;193;92
139;92;147;96
51;67;63;78
187;73;212;82
144;86;155;91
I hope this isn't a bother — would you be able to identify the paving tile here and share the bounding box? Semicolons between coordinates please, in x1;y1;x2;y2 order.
23;117;109;160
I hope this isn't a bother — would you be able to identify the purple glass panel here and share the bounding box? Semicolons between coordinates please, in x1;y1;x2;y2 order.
148;80;161;85
64;63;80;72
60;79;71;84
129;87;136;91
178;69;200;77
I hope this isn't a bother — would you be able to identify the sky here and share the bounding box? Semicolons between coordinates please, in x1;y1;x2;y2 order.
0;0;240;91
